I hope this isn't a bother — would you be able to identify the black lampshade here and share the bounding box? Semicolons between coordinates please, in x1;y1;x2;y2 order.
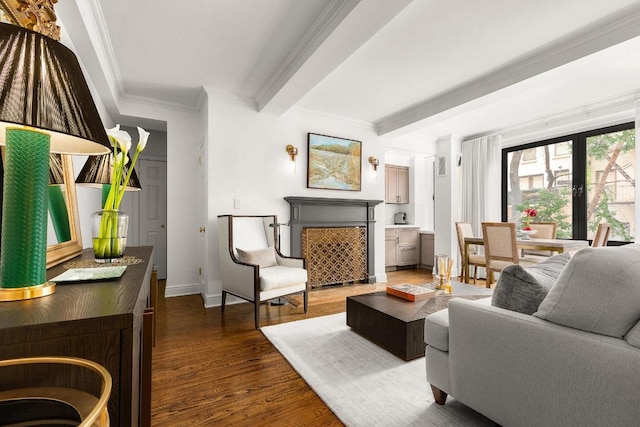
49;153;64;185
0;23;110;154
76;154;142;190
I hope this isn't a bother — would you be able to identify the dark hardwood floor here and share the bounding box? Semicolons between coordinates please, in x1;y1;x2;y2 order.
152;269;451;426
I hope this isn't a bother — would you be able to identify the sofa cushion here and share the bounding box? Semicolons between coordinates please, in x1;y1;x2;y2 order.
424;298;492;352
236;245;277;268
534;245;640;338
424;308;450;352
259;265;307;291
624;320;640;349
492;253;570;315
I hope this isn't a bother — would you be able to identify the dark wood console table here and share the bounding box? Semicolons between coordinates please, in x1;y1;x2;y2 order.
0;246;156;426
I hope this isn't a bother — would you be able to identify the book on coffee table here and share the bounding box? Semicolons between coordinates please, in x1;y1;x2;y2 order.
386;284;436;301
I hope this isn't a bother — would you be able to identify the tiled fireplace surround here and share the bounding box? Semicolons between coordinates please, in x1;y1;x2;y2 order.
284;197;383;286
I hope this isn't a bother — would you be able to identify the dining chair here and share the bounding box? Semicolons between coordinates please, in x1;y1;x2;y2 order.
455;222;486;284
522;221;558;257
591;222;612;247
482;222;540;288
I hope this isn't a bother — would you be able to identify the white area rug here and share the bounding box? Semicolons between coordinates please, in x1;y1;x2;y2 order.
261;313;496;427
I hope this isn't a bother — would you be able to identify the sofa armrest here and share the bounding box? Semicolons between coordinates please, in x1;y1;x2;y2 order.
446;298;640;427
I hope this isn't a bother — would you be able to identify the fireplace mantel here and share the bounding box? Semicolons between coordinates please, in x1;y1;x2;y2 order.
284;197;383;284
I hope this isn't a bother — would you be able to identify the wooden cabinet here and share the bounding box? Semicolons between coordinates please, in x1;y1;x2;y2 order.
385;229;399;267
385;165;409;204
0;246;155;426
385;227;419;269
420;233;435;268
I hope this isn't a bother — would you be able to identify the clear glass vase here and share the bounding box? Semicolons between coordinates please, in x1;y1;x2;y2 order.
433;254;451;290
91;210;128;262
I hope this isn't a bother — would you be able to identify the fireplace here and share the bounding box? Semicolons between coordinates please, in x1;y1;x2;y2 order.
284;197;383;286
302;226;367;287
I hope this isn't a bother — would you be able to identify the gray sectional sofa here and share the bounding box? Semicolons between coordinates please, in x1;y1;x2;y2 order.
424;245;640;427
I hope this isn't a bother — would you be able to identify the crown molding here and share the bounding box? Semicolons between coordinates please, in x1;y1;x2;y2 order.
82;0;203;114
499;90;638;147
288;106;375;131
204;87;257;109
85;0;124;97
255;0;360;113
376;2;640;136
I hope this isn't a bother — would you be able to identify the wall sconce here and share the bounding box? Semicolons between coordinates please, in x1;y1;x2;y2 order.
286;144;298;173
368;156;380;171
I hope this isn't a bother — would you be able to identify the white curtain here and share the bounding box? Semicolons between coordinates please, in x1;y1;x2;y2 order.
460;135;502;236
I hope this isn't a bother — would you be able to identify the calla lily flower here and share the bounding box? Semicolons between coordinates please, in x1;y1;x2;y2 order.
137;127;150;152
107;124;132;154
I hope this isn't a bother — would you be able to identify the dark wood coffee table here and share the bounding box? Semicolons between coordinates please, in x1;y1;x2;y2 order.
346;280;492;360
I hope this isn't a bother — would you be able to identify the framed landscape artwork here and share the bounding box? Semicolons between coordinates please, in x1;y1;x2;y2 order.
307;133;362;191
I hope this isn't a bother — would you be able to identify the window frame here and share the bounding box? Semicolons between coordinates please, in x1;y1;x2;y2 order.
501;122;634;245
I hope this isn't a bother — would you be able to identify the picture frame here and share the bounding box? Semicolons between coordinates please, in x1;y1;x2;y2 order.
307;133;362;191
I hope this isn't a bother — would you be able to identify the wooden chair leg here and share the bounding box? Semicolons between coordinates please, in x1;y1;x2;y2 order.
221;290;227;312
430;384;448;405
486;271;493;288
472;266;478;284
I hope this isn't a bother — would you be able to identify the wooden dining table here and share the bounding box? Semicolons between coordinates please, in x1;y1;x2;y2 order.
463;236;589;284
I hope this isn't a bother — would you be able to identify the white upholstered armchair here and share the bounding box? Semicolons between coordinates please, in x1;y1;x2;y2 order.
217;215;308;329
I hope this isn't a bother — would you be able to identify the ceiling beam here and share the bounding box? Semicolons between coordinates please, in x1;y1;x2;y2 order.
257;0;413;116
376;2;640;136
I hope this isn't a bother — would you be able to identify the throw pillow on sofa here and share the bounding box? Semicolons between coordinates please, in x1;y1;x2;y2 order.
492;252;570;315
534;245;640;338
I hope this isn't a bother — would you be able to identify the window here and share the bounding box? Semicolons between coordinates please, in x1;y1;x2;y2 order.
554;142;571;157
555;169;571;187
519;174;544;190
522;148;537;162
502;123;635;243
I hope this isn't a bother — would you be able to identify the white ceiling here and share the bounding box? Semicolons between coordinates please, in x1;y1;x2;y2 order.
59;0;640;147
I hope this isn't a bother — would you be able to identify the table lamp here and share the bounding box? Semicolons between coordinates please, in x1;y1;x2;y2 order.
0;23;111;301
76;154;142;208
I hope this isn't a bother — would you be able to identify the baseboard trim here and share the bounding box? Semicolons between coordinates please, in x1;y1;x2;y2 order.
165;282;200;298
203;292;245;308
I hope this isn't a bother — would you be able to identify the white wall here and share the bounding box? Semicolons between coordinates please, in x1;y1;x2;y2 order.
203;93;386;306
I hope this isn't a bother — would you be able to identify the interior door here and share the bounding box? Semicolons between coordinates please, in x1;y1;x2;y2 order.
139;159;168;279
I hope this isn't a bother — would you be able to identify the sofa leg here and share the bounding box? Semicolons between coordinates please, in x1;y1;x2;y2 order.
221;290;227;312
430;384;448;405
303;290;308;313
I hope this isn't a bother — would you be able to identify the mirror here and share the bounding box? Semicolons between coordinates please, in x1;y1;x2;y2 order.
0;151;83;268
45;154;83;267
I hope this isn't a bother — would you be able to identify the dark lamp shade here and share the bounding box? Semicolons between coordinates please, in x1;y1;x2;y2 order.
76;154;142;190
0;23;110;154
49;153;64;185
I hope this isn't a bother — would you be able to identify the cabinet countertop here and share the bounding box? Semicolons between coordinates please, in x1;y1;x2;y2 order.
385;224;420;229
